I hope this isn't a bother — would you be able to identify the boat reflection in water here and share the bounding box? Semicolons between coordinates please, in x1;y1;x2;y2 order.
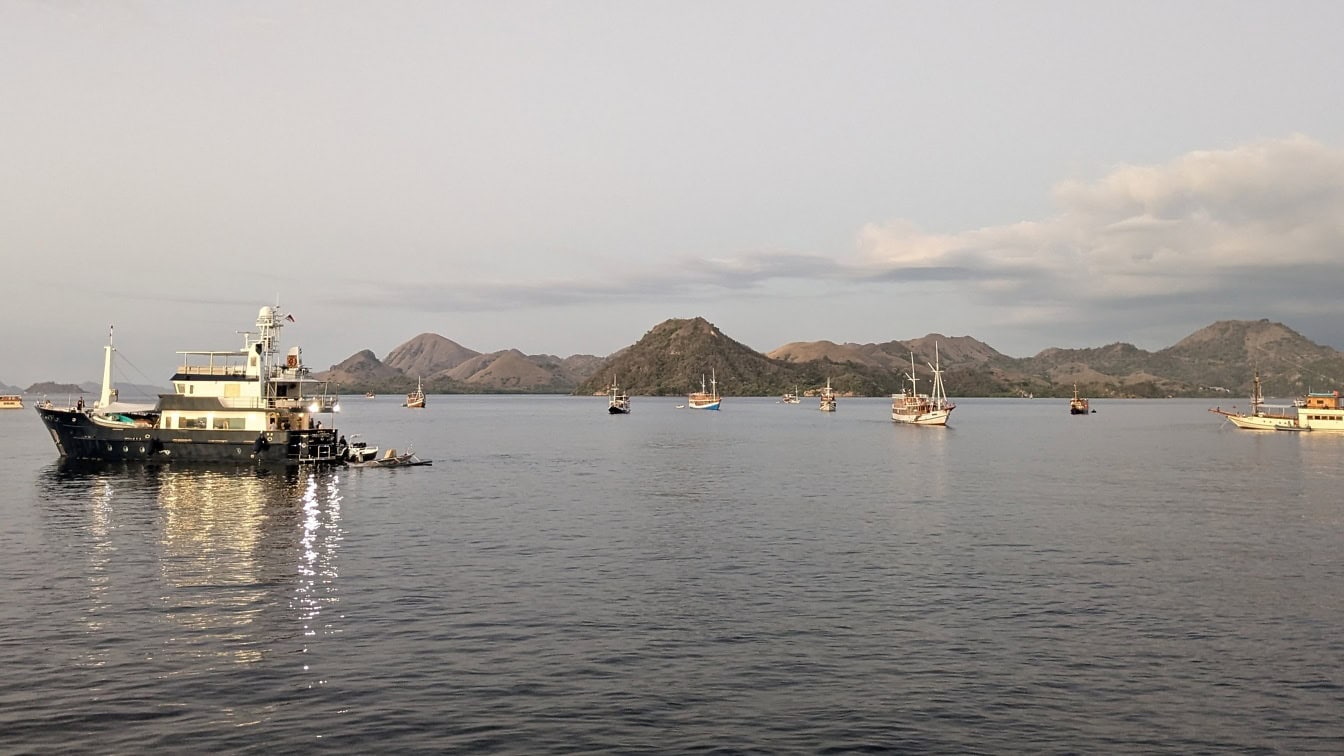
47;460;345;672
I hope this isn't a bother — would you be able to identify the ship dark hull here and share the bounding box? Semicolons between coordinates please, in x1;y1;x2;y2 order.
36;407;343;465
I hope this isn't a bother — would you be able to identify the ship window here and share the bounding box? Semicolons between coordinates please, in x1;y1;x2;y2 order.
188;385;195;395
183;416;207;429
213;417;245;430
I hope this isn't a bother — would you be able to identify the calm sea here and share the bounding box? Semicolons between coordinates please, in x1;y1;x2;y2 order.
2;396;1341;753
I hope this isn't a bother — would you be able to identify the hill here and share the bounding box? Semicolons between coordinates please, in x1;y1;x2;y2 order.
318;336;603;394
572;317;974;397
317;317;1343;398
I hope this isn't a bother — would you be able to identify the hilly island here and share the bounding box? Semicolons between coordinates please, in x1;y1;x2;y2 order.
309;317;1344;401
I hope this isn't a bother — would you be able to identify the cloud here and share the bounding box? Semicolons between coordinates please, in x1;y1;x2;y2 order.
339;135;1344;352
855;135;1344;331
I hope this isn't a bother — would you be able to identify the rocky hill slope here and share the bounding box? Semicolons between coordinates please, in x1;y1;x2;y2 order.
314;317;1342;398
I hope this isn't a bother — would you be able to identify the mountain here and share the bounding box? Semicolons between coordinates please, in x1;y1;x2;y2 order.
320;349;408;391
989;319;1344;398
318;316;1341;398
572;317;945;397
318;336;604;394
382;333;480;377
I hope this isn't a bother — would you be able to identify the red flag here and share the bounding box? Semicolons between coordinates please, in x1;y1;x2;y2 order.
285;314;296;322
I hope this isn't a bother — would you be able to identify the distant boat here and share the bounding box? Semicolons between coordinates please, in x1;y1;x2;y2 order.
781;386;800;404
0;394;22;410
688;370;721;410
1209;369;1301;431
405;376;425;409
607;380;631;414
819;378;836;412
364;391;376;399
1069;384;1091;415
891;345;954;426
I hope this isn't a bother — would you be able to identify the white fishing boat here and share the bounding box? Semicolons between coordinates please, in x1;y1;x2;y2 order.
1209;370;1300;431
0;395;22;410
781;386;801;404
688;370;721;410
891;345;954;426
819;378;836;412
405;376;425;408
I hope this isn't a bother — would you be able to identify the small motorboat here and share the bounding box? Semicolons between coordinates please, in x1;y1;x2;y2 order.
349;448;433;468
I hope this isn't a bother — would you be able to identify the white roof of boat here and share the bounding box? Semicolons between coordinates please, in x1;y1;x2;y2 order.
97;401;158;414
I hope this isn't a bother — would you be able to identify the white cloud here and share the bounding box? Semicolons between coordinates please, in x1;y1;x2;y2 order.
853;136;1344;325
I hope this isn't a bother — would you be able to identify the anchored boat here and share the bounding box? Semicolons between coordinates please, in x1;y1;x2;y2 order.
607;380;631;414
891;345;955;426
819;378;836;412
1209;370;1300;431
405;376;426;408
688;370;721;410
35;306;345;464
1069;384;1091;415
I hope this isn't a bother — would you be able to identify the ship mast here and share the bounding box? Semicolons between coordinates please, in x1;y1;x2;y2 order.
97;325;116;408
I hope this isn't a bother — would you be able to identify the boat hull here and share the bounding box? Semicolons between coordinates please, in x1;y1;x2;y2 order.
36;408;343;464
608;405;630;414
687;400;720;410
891;408;953;426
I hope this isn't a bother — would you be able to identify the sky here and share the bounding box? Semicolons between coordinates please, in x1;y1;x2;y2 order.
4;1;1344;387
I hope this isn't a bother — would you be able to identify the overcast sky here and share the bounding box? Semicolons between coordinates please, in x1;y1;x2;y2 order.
4;1;1344;386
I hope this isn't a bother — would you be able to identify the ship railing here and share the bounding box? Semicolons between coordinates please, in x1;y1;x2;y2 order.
207;395;340;411
176;364;249;377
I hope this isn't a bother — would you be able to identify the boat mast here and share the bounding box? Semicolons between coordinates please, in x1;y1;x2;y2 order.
97;325;115;408
928;343;946;407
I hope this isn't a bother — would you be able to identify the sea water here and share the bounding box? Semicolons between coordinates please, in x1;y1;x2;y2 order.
1;397;1341;752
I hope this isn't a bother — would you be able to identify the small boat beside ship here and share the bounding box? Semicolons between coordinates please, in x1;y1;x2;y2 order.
35;306;345;464
349;447;433;468
781;386;801;404
0;395;23;410
891;346;954;426
819;378;836;412
607;380;631;414
1069;385;1091;415
405;376;425;408
688;370;721;410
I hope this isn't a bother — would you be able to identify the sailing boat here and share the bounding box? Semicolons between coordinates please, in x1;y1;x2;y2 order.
405;376;426;408
819;378;837;412
607;379;631;414
1208;369;1299;430
687;370;721;410
1069;384;1091;415
781;385;801;404
890;344;955;425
